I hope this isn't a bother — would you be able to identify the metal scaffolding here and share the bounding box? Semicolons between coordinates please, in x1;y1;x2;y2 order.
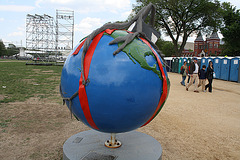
26;14;56;62
25;10;74;64
56;10;74;54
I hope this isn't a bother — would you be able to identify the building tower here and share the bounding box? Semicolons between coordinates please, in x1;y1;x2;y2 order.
207;31;221;56
194;32;204;56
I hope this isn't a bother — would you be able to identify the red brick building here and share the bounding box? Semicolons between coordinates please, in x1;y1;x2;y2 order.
194;31;221;57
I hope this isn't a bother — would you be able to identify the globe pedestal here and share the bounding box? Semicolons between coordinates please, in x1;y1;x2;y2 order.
63;130;162;160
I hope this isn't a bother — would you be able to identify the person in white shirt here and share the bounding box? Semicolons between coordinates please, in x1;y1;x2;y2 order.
186;57;199;93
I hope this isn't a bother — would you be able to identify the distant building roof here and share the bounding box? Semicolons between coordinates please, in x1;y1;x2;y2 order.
209;32;220;39
195;32;204;42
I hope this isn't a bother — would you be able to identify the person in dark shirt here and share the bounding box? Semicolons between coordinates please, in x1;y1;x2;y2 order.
198;65;207;92
205;61;214;93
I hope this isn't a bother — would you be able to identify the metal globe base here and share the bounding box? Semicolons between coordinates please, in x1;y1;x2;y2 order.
104;133;122;148
63;130;162;160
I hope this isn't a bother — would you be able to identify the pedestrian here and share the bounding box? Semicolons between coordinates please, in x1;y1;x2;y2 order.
186;64;191;85
205;61;214;93
198;65;207;92
180;61;188;86
186;57;199;93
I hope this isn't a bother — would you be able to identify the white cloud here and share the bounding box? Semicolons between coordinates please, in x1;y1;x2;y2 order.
220;0;240;9
0;18;4;22
83;0;131;13
36;0;131;14
36;0;75;7
75;17;104;36
0;5;35;12
7;25;25;37
8;31;24;37
49;0;75;4
121;10;132;19
35;0;43;7
103;0;131;9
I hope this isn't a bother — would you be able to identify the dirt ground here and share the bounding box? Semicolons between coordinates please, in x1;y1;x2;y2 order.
0;72;240;160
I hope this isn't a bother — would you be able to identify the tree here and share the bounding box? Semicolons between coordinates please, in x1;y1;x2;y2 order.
156;38;176;57
220;2;240;56
133;0;221;57
6;44;19;56
0;39;7;56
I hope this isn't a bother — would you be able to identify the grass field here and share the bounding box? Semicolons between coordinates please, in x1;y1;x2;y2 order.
0;60;69;159
0;60;62;103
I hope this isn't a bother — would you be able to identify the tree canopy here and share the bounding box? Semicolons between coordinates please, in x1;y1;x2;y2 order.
155;39;176;57
133;0;221;57
0;42;19;57
220;2;240;56
0;40;7;57
6;44;19;57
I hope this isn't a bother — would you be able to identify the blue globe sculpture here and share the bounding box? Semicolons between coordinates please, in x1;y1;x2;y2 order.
60;29;170;133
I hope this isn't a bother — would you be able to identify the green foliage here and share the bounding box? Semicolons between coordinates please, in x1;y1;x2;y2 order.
156;38;176;57
0;40;7;56
6;44;19;56
0;61;62;103
133;0;222;56
220;2;240;56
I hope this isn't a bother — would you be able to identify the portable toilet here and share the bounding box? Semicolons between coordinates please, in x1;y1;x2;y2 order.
175;58;179;73
172;58;176;72
166;59;172;72
206;57;213;68
183;57;187;63
201;57;207;69
229;57;240;82
197;58;201;68
213;57;221;79
178;57;183;73
171;58;175;72
187;58;191;67
172;57;179;73
220;58;230;81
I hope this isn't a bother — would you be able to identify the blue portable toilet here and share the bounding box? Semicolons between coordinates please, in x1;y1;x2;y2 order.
213;57;221;79
229;57;240;82
220;58;230;81
206;57;213;68
201;57;207;69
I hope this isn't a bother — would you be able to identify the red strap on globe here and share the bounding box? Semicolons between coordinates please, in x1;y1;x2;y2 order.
72;38;87;55
77;29;117;130
78;31;105;130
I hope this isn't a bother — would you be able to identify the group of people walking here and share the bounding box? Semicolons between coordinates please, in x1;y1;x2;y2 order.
180;58;214;93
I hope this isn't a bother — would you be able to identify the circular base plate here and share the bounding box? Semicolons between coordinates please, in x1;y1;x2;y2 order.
105;139;122;148
63;130;162;160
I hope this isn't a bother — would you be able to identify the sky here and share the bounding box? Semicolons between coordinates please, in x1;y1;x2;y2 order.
0;0;239;48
